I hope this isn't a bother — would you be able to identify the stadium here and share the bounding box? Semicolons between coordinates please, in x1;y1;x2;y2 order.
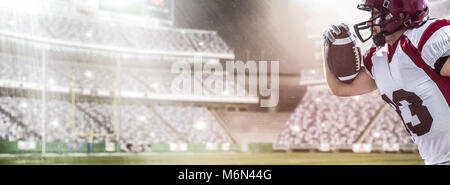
0;0;449;165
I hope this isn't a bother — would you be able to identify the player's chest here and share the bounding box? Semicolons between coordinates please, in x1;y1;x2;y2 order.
371;47;431;94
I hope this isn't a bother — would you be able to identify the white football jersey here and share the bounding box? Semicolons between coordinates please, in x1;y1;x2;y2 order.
363;19;450;165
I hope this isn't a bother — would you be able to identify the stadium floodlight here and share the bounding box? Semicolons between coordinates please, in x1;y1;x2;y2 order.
139;116;146;121
20;102;28;108
85;31;93;38
84;71;92;78
292;125;300;133
50;120;59;127
48;79;55;85
151;82;159;89
194;121;207;130
373;132;380;138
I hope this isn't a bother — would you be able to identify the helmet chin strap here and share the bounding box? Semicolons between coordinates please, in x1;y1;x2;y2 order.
373;19;410;47
377;9;427;45
372;18;404;47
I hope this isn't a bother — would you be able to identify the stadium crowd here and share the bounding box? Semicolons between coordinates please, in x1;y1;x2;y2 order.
363;108;413;145
276;88;384;147
0;96;233;151
0;3;232;55
277;67;416;149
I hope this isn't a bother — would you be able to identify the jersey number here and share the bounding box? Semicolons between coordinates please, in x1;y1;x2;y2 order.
381;89;433;136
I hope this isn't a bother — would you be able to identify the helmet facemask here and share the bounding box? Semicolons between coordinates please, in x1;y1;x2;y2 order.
354;6;395;46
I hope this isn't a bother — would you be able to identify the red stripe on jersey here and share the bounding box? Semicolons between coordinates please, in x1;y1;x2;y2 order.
363;46;380;76
418;19;450;53
387;39;400;63
400;35;450;107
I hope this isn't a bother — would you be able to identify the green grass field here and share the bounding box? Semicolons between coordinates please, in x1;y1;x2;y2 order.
0;152;425;165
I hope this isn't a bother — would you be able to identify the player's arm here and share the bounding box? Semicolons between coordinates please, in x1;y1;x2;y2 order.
324;60;377;97
438;56;450;77
440;57;450;76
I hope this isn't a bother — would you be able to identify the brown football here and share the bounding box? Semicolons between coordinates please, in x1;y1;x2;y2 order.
324;25;362;83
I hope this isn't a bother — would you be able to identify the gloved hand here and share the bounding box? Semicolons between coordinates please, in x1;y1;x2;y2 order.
322;23;350;47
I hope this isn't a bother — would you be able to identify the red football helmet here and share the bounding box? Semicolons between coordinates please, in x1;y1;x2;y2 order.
354;0;429;43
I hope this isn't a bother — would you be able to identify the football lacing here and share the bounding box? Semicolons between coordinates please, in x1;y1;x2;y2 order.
352;46;361;71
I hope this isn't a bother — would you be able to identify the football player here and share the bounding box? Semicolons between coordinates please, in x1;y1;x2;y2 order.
323;0;450;165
